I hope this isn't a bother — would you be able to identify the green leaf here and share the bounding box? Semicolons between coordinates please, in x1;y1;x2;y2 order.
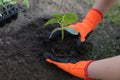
10;0;17;4
23;0;29;8
44;18;58;26
65;27;78;35
0;1;2;4
63;13;78;26
44;12;79;40
0;0;30;8
0;13;2;17
49;27;61;38
52;13;63;20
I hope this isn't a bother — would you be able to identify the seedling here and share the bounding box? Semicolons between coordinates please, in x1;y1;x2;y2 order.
45;13;79;40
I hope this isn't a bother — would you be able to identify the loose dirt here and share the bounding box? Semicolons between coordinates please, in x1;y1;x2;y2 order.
0;0;119;80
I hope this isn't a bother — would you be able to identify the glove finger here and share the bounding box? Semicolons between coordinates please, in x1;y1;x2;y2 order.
46;59;62;65
46;59;72;71
46;59;54;63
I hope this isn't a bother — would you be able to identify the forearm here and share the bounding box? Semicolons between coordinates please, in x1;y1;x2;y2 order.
87;0;119;79
92;0;116;15
88;56;120;80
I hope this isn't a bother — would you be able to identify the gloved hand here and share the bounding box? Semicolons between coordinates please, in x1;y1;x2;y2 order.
69;8;103;42
43;52;94;80
43;8;103;80
47;8;103;52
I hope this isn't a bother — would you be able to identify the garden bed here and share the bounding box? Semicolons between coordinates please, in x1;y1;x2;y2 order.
0;17;119;80
0;0;119;79
0;18;83;80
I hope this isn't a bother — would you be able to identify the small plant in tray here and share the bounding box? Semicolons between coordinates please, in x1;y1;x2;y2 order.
0;0;29;27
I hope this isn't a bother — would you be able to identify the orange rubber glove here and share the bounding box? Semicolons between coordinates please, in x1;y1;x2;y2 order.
69;8;103;42
43;52;94;80
46;59;94;80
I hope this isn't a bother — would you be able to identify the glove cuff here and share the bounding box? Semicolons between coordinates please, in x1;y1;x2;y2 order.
91;8;103;19
83;8;103;29
77;60;95;80
85;60;95;80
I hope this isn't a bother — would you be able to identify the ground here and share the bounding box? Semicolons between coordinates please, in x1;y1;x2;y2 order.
0;18;82;80
0;0;120;80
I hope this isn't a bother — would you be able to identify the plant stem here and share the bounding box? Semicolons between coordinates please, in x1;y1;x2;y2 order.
61;15;65;40
57;20;64;40
61;25;64;40
3;3;9;15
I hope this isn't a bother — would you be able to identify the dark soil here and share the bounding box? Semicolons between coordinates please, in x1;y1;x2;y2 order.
46;32;78;55
0;17;119;80
45;27;94;56
0;1;119;79
0;18;82;80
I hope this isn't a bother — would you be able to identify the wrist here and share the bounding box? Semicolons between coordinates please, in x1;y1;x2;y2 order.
91;8;103;19
70;60;95;80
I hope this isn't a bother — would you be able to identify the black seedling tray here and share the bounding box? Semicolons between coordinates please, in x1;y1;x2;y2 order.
0;3;20;27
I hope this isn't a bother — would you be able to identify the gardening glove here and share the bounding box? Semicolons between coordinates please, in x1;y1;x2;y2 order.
69;8;103;42
43;52;94;80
